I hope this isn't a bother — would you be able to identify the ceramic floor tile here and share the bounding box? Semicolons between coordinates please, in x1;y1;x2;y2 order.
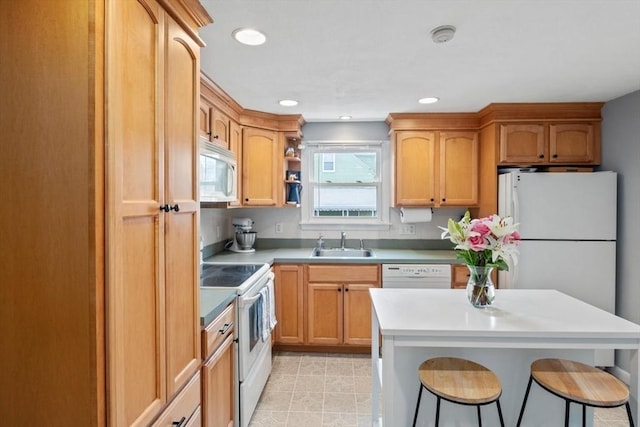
322;412;358;427
248;410;288;427
264;374;297;393
323;392;357;413
256;390;293;412
286;411;323;427
251;352;634;427
290;391;325;412
295;375;326;392
324;375;356;393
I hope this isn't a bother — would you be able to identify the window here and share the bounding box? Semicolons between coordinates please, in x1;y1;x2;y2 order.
301;140;390;229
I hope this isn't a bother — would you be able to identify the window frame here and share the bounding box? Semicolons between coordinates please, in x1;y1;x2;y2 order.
300;140;391;230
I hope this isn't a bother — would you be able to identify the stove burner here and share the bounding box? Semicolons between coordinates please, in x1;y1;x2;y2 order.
200;263;265;288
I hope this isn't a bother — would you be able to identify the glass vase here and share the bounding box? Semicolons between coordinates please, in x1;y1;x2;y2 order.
466;265;495;308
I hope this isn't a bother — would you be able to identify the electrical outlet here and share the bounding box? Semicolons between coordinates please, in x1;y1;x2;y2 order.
400;224;416;235
275;223;284;234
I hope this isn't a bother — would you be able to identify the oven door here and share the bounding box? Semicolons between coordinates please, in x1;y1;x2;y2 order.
237;273;273;381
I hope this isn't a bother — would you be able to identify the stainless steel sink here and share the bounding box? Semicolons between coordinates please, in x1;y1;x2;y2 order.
310;248;375;258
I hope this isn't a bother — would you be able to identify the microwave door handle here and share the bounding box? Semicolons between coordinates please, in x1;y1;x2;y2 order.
228;165;235;196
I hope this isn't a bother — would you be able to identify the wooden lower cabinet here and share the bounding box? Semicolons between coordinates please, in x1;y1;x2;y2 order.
306;265;381;347
274;264;305;344
201;302;235;427
151;373;201;427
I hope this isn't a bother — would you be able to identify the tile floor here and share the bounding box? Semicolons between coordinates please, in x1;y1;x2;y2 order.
249;352;631;427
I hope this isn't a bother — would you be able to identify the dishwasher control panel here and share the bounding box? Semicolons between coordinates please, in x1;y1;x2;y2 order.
382;264;452;279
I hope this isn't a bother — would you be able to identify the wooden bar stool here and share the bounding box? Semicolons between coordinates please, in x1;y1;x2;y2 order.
517;358;635;427
412;357;505;427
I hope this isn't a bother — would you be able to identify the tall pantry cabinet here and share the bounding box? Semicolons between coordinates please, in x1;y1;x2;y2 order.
0;1;212;426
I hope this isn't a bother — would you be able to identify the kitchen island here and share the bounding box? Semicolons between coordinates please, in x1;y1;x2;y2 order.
370;289;640;426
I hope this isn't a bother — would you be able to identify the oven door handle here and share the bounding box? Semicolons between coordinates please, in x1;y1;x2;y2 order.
239;292;262;307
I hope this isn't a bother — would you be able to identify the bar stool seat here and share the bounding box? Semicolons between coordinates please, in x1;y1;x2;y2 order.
517;358;635;427
412;357;505;427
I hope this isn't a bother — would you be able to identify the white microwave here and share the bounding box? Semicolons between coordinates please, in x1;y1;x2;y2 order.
199;137;237;203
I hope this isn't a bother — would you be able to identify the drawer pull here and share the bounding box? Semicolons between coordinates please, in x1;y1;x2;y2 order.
219;322;234;335
172;416;186;427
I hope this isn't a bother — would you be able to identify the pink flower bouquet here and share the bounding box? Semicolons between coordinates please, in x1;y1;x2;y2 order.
440;211;521;271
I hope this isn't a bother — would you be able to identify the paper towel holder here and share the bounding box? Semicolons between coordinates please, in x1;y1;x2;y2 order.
399;207;433;223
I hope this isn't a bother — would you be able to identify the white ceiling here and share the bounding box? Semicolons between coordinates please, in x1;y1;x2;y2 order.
199;0;640;122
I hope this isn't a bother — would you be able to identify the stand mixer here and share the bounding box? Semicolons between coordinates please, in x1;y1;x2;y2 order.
227;217;257;253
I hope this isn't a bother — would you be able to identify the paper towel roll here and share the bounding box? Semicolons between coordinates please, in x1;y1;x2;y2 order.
400;207;433;223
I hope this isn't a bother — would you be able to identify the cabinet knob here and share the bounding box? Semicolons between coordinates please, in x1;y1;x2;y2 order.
441;198;446;202
169;204;180;212
171;417;186;427
159;204;170;212
337;288;342;292
552;154;558;158
430;198;434;202
206;131;212;136
213;134;219;140
539;154;544;158
345;287;349;292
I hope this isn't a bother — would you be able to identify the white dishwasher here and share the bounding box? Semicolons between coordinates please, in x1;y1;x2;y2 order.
382;264;452;289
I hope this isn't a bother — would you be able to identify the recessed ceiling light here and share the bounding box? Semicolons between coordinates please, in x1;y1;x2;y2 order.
279;99;298;107
232;28;266;46
339;115;352;120
418;97;440;104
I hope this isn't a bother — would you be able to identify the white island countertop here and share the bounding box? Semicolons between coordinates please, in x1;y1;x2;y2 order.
369;289;640;426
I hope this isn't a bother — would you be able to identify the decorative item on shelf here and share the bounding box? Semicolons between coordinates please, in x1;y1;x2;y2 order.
286;170;301;182
440;211;520;308
286;181;302;205
284;146;296;158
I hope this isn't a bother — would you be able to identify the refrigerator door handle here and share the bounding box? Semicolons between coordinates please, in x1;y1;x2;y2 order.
513;185;520;223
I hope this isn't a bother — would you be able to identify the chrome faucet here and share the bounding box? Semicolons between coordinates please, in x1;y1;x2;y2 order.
340;231;346;249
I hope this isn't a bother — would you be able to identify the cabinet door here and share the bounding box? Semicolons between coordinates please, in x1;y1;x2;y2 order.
228;120;242;207
202;335;235;427
394;131;437;206
549;123;595;163
164;15;201;397
343;283;379;346
107;0;166;424
307;283;343;345
242;127;281;206
274;264;305;344
212;108;230;148
499;124;546;164
199;96;213;141
439;132;478;206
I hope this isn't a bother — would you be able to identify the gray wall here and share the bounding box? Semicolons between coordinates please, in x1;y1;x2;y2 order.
600;90;640;374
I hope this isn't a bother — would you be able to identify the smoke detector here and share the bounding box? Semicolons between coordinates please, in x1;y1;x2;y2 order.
431;25;456;43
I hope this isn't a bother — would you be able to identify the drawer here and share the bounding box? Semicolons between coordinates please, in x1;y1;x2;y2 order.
202;301;235;359
307;264;379;283
152;373;201;427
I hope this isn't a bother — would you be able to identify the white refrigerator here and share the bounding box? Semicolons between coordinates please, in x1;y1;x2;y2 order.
498;171;617;365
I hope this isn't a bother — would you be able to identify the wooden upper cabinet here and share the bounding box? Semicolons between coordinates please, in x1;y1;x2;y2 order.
393;130;478;207
499;122;598;165
394;131;437;206
163;15;201;399
499;124;546;164
228;120;243;207
242;127;282;206
199;95;213;141
212;108;231;148
549;123;596;163
439;132;478;206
